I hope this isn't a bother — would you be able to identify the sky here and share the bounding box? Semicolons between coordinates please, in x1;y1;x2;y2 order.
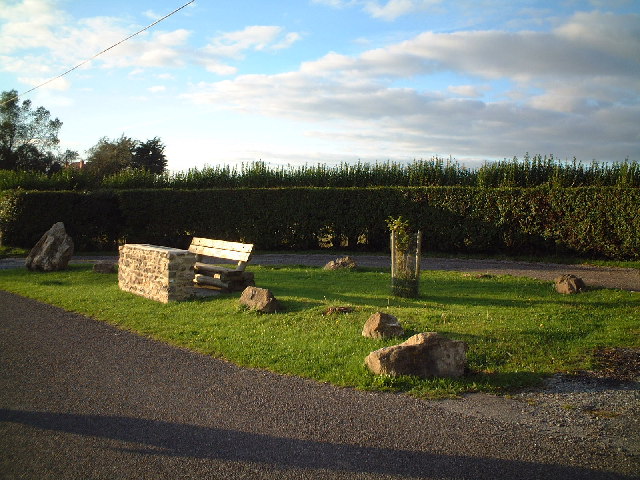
1;0;639;172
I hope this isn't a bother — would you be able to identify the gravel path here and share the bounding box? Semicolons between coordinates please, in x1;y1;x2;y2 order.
1;253;638;291
1;290;638;479
251;254;640;292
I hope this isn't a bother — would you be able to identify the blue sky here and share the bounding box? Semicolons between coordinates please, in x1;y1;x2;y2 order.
1;0;639;171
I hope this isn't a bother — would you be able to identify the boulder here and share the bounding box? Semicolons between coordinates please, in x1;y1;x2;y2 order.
324;256;358;270
240;286;281;313
555;274;586;294
362;312;404;339
93;261;117;274
365;332;467;378
25;222;74;272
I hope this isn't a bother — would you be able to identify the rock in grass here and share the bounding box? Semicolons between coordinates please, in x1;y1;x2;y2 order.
365;332;467;378
25;222;74;272
323;306;354;315
93;261;117;274
323;256;358;270
240;286;281;313
362;312;404;339
555;274;586;294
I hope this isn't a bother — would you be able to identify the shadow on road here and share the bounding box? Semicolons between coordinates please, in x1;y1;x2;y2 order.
1;408;630;480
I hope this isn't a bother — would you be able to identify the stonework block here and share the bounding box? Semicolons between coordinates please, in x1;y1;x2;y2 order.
118;244;196;303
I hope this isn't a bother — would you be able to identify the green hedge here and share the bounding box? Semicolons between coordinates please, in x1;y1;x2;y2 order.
1;187;638;259
0;189;121;251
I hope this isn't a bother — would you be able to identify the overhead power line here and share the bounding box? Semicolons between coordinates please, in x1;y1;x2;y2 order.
1;0;195;106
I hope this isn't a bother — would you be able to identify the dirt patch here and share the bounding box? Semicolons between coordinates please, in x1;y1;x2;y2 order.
591;347;640;382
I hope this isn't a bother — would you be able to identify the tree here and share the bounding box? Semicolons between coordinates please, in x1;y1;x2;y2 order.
58;149;79;167
132;137;167;174
86;135;168;177
0;89;66;173
85;135;136;178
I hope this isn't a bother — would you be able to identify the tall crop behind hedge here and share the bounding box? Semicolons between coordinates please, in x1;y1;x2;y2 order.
3;156;638;190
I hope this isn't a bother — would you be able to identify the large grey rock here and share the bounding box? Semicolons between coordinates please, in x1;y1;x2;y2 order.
365;332;467;378
555;274;586;294
25;222;74;272
239;286;281;313
362;312;404;339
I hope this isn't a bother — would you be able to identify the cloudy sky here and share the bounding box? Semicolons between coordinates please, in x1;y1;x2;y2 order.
1;0;639;171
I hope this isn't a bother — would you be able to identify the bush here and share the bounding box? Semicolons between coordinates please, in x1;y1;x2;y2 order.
0;189;121;250
1;187;638;259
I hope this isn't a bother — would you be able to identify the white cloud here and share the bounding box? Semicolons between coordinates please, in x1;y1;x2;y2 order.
183;11;639;161
273;32;302;50
448;85;487;98
203;26;301;58
148;85;166;93
364;0;442;21
204;63;238;76
0;0;62;53
311;0;357;8
0;54;52;75
197;25;301;75
17;75;70;91
0;2;300;86
555;11;640;62
295;13;638;85
312;0;442;20
143;9;161;20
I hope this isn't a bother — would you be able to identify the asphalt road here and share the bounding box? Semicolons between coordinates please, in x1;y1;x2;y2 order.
1;290;637;479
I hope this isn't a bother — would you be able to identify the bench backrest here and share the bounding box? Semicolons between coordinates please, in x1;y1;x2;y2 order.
188;237;253;270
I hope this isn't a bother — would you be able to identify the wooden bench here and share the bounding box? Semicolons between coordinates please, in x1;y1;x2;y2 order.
188;237;255;292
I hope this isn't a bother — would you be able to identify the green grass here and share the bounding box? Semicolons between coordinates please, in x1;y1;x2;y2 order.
1;265;638;398
0;246;28;258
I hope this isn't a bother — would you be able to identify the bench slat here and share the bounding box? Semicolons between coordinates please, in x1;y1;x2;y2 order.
189;245;251;262
194;274;229;289
190;237;253;253
194;263;233;274
189;237;254;290
194;263;246;276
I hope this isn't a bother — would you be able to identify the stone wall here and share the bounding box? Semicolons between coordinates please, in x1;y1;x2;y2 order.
118;244;196;303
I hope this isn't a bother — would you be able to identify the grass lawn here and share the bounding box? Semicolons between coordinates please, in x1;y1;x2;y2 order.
0;264;638;397
0;246;28;258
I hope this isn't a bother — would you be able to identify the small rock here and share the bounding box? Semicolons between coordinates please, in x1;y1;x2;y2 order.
25;222;74;272
323;256;358;270
462;273;493;279
555;274;586;294
239;286;281;313
362;312;404;339
365;332;467;378
93;261;117;274
323;306;354;315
